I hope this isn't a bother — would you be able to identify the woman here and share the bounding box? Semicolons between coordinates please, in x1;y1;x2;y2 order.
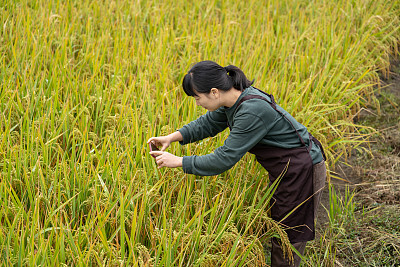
148;60;327;266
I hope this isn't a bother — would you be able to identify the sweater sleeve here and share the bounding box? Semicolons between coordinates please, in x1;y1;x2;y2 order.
182;111;275;176
178;108;228;145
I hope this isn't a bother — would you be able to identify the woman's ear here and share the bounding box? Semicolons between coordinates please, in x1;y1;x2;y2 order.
210;88;219;97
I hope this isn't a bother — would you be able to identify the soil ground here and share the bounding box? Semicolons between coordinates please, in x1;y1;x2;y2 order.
308;61;400;266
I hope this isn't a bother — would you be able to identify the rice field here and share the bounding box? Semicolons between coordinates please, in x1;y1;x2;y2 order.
1;0;399;265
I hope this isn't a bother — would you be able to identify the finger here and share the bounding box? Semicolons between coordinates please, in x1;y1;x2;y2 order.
157;157;165;167
157;160;164;169
148;137;161;145
150;151;164;156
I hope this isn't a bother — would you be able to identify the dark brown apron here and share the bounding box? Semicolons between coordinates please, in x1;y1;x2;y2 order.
230;88;326;243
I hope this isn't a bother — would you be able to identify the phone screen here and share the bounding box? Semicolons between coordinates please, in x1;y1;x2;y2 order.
149;142;159;158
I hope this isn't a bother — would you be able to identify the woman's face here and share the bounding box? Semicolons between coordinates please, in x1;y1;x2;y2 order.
193;89;221;111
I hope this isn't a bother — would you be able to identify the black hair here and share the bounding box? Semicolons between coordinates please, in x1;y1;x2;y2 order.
182;60;254;97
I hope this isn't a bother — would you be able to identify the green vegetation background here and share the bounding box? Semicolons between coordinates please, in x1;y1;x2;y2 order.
0;0;399;265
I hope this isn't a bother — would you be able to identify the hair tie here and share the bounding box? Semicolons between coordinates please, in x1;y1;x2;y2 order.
224;66;229;74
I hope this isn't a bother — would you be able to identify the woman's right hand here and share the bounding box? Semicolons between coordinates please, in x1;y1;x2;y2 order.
147;136;172;151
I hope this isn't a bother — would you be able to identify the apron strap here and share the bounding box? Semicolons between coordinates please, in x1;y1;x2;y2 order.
234;91;310;150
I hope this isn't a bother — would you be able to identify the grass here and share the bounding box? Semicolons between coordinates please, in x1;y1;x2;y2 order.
306;189;400;266
1;0;400;265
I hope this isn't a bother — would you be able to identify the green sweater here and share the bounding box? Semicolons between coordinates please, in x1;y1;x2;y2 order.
178;86;323;176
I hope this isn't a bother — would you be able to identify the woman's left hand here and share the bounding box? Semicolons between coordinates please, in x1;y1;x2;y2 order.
150;151;183;169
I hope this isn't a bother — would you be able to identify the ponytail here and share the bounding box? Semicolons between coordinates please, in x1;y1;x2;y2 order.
182;60;254;97
224;65;254;92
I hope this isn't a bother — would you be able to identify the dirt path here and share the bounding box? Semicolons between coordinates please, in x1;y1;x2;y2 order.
334;60;400;209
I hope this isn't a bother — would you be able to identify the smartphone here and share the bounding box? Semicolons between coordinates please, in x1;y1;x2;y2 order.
149;142;159;158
